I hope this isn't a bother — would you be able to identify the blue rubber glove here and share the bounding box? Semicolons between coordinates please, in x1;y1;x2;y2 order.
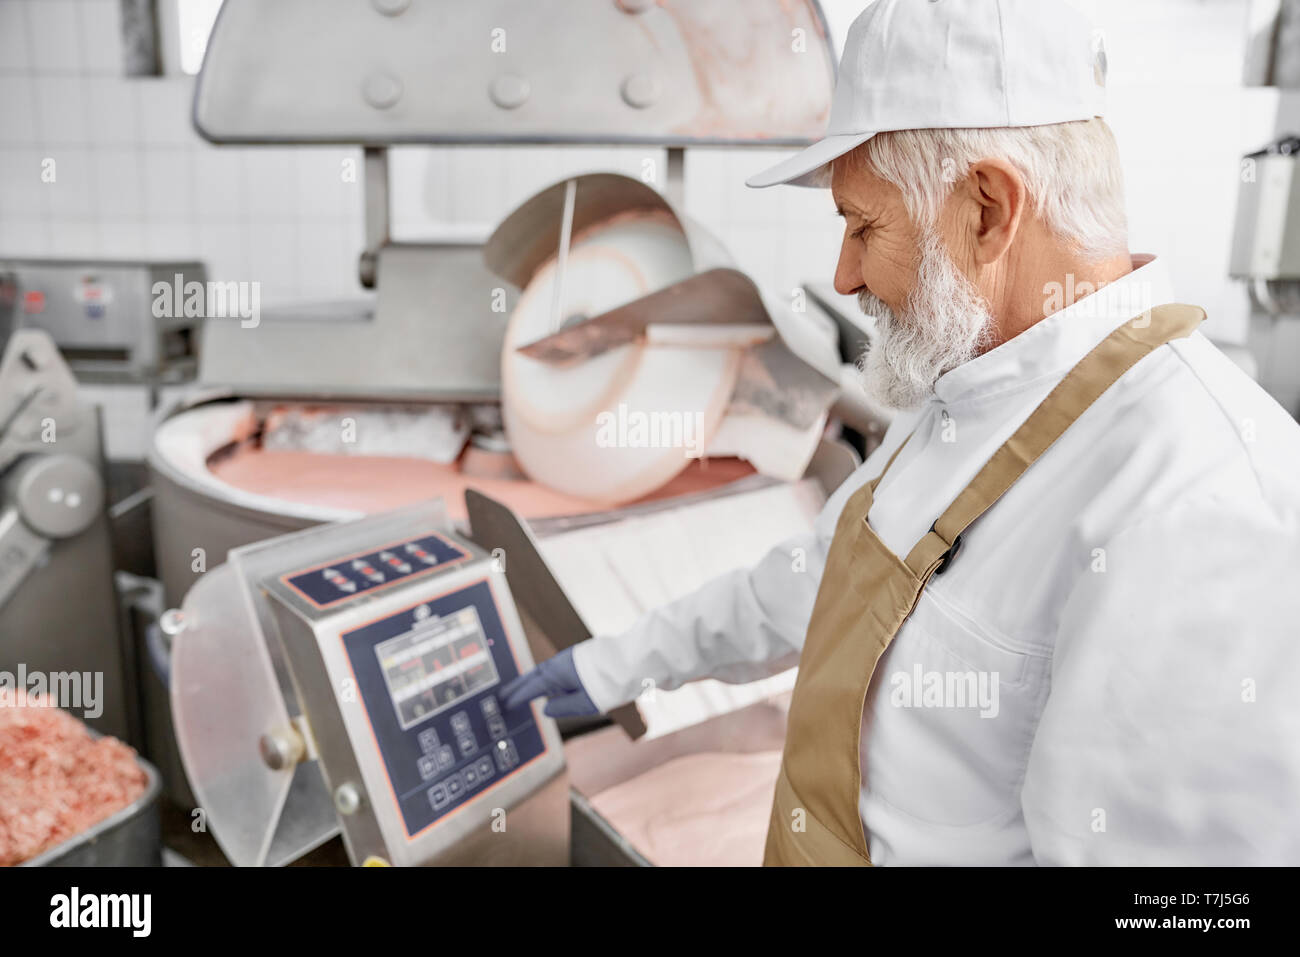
500;647;599;718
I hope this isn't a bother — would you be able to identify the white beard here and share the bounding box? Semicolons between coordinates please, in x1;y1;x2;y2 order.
856;227;996;410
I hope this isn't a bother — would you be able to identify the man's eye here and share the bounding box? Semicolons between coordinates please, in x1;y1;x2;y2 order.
850;226;868;241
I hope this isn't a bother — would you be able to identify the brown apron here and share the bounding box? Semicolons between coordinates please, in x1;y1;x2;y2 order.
763;303;1206;866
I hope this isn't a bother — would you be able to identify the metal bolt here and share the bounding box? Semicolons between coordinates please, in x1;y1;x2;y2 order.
159;608;186;636
362;72;403;110
489;74;530;110
259;728;305;771
621;72;660;109
334;783;363;816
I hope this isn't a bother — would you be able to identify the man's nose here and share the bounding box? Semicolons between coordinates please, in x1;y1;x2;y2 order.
833;240;864;296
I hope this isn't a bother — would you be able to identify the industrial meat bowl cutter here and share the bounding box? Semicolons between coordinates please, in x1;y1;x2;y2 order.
149;0;883;865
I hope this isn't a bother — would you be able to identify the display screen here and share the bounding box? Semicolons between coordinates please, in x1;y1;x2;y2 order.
375;606;500;730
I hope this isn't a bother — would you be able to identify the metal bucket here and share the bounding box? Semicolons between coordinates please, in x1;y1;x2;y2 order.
21;753;163;867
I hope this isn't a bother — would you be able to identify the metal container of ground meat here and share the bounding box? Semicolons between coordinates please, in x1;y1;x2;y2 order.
20;753;163;868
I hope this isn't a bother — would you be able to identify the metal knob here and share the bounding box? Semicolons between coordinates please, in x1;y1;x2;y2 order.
334;783;363;816
489;74;530;110
6;454;102;539
259;727;305;771
621;72;660;109
362;72;403;110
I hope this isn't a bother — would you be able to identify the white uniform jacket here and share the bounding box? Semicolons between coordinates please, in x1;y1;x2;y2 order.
573;256;1300;865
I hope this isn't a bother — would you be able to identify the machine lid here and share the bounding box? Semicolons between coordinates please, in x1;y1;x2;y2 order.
483;173;733;289
194;0;834;146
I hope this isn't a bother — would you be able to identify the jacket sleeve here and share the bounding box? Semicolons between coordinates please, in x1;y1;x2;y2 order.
569;456;879;714
1021;498;1300;865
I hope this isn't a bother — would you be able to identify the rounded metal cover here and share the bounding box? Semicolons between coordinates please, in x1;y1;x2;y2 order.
10;454;103;539
170;563;296;867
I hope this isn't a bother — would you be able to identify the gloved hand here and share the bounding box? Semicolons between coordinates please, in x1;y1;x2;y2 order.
500;647;599;718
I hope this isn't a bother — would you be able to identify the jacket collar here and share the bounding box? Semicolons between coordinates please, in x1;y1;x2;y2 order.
931;255;1174;406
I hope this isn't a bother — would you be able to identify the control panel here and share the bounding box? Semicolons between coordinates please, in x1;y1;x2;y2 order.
339;577;548;836
187;501;567;867
281;532;469;610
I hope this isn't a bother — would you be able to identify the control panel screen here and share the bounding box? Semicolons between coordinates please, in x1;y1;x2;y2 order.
375;607;500;730
341;578;548;837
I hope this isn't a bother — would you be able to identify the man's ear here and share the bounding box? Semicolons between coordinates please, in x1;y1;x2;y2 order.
965;158;1027;267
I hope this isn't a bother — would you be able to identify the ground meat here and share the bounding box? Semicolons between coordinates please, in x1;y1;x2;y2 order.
588;750;783;866
0;690;148;866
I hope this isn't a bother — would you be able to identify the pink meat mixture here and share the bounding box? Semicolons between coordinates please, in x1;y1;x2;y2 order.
0;691;147;866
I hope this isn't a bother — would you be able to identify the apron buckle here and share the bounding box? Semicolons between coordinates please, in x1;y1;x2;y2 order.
932;527;963;575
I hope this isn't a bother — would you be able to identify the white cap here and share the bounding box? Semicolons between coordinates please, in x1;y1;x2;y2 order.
747;0;1108;189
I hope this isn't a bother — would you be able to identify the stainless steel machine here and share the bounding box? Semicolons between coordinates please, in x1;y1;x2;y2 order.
1230;134;1300;414
189;0;837;402
146;0;876;866
1232;136;1300;301
0;329;134;743
150;0;848;603
168;501;566;866
0;259;203;388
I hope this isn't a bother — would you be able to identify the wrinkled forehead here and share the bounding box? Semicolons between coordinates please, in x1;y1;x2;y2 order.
830;145;902;217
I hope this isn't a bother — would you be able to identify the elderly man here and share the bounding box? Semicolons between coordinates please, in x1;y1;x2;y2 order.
503;0;1300;865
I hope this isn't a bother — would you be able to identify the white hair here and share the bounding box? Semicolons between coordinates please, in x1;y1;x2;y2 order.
847;118;1129;261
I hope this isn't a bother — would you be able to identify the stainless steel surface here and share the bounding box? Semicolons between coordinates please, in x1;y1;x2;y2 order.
568;789;651;867
0;259;203;385
516;268;773;363
170;561;301;866
0;330;133;742
194;0;833;146
484;173;733;290
22;752;163;868
0;329;83;472
1231;142;1300;283
6;453;103;538
148;393;327;607
197;245;510;400
0;508;49;610
0;271;15;343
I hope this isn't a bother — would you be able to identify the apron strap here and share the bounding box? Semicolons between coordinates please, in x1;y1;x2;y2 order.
904;304;1206;578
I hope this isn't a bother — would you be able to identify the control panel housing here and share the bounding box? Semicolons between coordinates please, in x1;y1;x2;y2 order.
258;516;565;866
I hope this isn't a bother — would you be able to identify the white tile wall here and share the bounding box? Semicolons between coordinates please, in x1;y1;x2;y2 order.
0;0;1288;351
0;0;365;305
0;2;32;74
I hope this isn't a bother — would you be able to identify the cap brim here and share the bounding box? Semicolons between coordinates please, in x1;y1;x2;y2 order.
745;131;878;189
